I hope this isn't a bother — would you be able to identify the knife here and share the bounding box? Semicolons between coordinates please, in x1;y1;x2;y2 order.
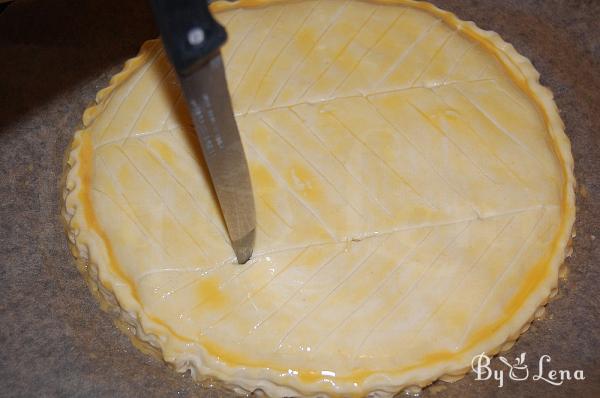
149;0;256;264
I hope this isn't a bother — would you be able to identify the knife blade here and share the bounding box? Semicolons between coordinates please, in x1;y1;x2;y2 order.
150;0;255;264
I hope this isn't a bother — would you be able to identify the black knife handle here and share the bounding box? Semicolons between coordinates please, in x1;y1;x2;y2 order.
149;0;227;75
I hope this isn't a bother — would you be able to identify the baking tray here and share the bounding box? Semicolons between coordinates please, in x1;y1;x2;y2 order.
0;0;598;396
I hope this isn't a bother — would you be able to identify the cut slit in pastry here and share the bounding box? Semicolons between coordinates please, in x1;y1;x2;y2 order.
62;0;575;396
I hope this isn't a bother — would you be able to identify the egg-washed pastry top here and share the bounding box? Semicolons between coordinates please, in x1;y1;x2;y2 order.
62;0;575;396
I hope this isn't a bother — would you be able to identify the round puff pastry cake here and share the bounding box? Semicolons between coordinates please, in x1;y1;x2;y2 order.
62;0;575;396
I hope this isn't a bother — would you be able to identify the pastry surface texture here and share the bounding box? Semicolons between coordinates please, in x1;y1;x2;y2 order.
62;0;575;396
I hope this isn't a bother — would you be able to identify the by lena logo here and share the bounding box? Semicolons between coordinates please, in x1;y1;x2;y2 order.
471;352;585;387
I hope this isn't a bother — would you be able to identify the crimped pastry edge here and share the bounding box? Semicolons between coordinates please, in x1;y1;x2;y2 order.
61;1;576;396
